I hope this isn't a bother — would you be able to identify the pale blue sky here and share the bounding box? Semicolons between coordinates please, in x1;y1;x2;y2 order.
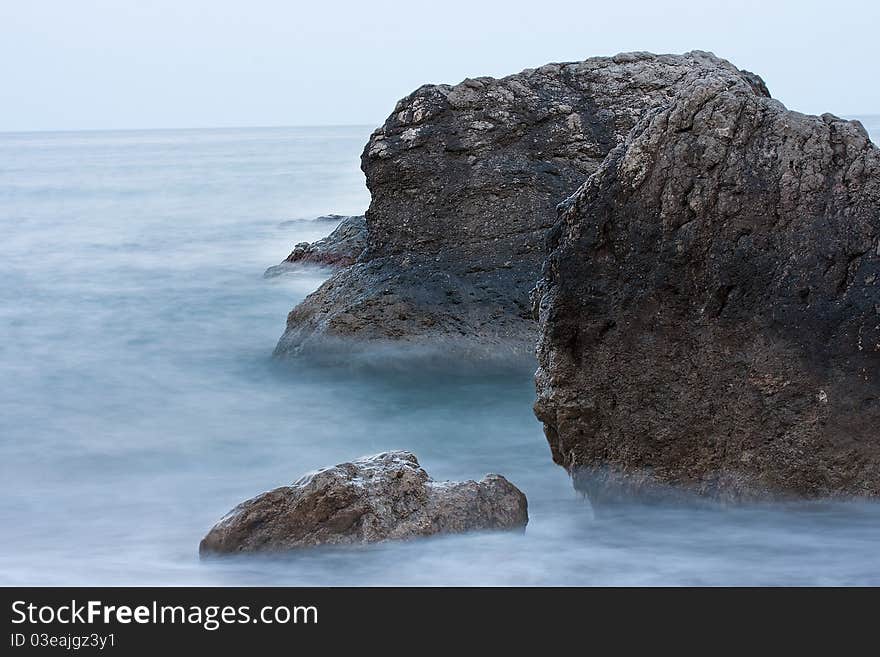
1;0;877;131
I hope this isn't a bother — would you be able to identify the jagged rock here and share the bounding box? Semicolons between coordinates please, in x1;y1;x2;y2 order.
533;75;880;499
274;52;769;362
265;215;366;276
199;451;528;554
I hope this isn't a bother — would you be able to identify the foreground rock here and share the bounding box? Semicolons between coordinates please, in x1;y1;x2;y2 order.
199;451;528;554
534;75;880;499
274;52;769;362
265;215;366;276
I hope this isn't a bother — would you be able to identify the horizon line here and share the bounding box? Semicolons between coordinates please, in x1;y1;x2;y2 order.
0;122;379;136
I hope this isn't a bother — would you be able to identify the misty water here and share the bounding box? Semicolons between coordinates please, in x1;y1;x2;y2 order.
2;120;879;586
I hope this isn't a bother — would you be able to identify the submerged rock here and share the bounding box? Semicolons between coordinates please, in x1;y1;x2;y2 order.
274;52;769;362
199;451;528;554
265;215;366;276
534;75;880;499
277;213;356;228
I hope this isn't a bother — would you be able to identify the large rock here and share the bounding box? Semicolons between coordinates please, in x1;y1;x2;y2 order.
534;75;880;499
274;52;769;362
199;451;528;554
265;215;366;276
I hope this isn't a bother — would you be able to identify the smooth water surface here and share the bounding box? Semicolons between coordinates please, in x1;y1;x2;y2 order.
1;118;879;585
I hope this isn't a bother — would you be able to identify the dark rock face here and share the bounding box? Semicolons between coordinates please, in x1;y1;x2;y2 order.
265;215;366;276
274;52;769;361
199;451;528;554
534;76;880;499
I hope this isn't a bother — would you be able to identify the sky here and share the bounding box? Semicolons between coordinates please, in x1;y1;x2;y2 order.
1;0;878;132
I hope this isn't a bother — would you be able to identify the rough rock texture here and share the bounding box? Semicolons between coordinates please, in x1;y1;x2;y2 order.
534;76;880;499
199;451;528;554
274;52;770;361
265;215;366;276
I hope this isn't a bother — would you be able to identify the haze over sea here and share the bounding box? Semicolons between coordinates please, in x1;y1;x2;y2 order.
1;117;878;585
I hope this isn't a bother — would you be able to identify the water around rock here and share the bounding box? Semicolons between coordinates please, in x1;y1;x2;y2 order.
265;214;367;276
5;121;880;585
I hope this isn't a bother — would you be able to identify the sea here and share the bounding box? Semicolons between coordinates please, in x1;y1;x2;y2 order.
1;117;878;585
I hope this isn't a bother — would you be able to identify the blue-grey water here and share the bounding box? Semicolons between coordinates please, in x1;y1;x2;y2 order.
1;118;879;586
